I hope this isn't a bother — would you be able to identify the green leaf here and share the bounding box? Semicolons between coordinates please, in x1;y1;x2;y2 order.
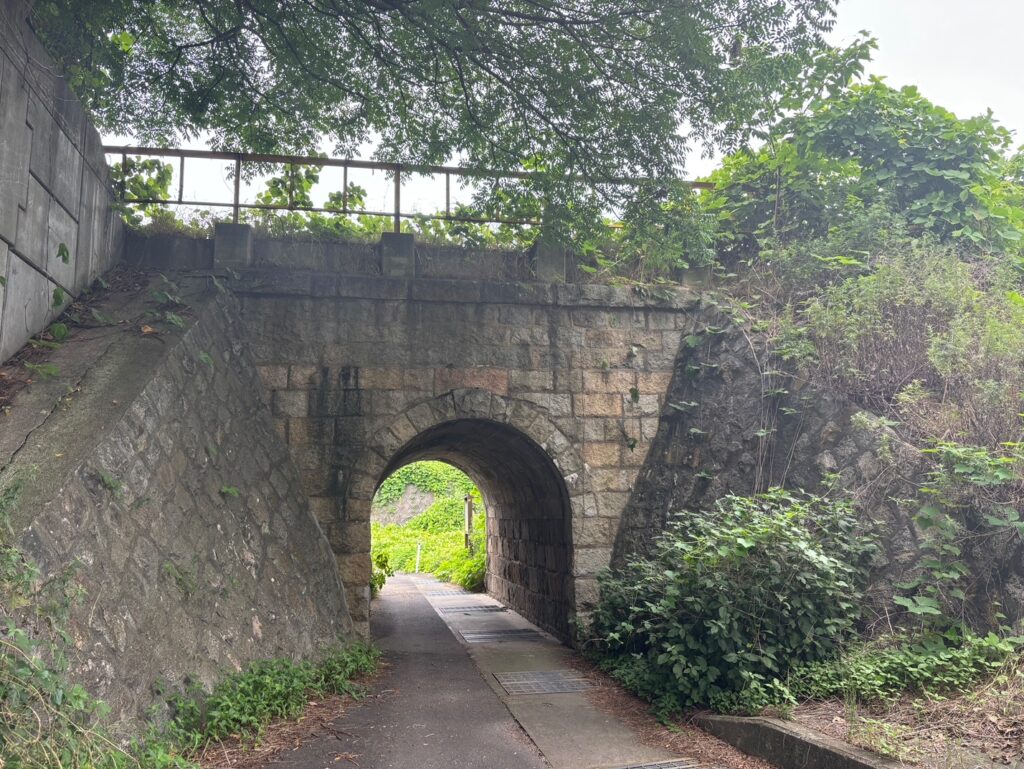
24;362;59;379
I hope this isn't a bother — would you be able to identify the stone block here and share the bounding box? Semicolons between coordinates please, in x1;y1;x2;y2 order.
530;232;567;283
521;392;572;417
273;389;308;418
336;552;372;585
360;367;432;391
336;274;408;300
434;366;509;395
574;392;622;417
410;278;481;303
331;520;370;554
287;418;335;446
582;442;621;468
214;223;254;268
588;468;632;492
288;365;321;388
573;547;612;577
636;371;673;395
379;232;415;277
583;369;635;393
509;372;557;397
572;516;620;548
624;392;661;417
621;439;652;466
257;365;289;390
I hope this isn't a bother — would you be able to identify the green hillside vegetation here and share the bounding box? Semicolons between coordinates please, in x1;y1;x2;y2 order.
371;462;486;593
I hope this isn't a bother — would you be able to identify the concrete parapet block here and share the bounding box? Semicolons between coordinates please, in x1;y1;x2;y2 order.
530;232;568;283
694;715;902;769
214;222;254;269
378;232;416;278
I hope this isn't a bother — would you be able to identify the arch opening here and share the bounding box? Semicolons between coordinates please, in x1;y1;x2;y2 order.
371;460;487;590
376;418;575;640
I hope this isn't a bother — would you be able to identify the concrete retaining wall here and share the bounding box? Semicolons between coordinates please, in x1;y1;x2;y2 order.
0;0;123;363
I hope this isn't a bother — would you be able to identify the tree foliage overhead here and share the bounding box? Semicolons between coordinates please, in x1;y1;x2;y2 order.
32;0;838;177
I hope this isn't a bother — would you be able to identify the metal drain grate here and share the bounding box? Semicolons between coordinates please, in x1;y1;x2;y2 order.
460;628;545;644
438;605;507;614
494;670;592;695
606;761;704;769
424;590;467;596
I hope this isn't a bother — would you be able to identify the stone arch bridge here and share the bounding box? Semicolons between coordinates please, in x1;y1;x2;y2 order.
202;235;698;639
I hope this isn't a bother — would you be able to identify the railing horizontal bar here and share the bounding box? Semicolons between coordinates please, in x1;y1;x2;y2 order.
102;145;715;189
121;198;542;226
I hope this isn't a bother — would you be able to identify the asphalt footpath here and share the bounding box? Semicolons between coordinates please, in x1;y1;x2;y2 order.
266;574;694;769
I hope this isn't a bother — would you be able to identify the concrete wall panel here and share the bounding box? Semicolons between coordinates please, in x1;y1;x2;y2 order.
0;244;57;361
0;50;30;244
0;0;123;364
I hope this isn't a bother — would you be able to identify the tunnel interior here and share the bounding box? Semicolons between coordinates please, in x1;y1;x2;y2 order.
377;419;574;640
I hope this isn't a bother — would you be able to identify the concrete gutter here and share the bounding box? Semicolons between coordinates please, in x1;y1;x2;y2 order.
693;714;904;769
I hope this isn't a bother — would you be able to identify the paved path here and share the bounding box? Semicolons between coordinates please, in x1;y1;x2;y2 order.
267;575;691;769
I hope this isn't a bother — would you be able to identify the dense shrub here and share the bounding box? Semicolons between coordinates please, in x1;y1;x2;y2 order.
587;490;875;716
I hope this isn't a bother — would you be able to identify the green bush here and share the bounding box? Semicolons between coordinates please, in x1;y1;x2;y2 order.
371;509;486;591
587;489;875;717
163;643;378;751
789;631;1023;703
371;462;487;592
435;524;486;592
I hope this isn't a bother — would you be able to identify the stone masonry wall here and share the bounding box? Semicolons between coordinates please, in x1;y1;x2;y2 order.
231;269;695;636
0;0;123;363
1;286;350;726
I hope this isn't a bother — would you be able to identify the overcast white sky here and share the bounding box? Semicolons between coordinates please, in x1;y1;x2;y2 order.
686;0;1024;177
109;1;1024;215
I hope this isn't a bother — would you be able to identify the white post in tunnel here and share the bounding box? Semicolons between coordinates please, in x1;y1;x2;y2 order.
464;494;474;552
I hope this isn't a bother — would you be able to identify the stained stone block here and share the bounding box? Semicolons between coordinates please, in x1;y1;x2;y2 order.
214;222;254;268
379;231;416;278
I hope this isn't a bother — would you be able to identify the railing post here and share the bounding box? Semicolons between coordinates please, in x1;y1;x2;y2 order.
119;152;127;202
393;165;402;233
445;173;451;217
177;155;185;203
232;155;241;224
342;163;348;214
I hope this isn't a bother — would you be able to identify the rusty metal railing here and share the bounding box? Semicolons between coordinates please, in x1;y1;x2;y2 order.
103;145;713;233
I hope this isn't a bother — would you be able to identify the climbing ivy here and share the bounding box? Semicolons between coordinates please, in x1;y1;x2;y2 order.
374;461;476;507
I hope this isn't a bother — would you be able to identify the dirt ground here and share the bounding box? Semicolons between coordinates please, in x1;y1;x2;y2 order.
793;677;1024;769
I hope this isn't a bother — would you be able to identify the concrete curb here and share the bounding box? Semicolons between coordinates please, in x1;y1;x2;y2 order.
693;714;903;769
